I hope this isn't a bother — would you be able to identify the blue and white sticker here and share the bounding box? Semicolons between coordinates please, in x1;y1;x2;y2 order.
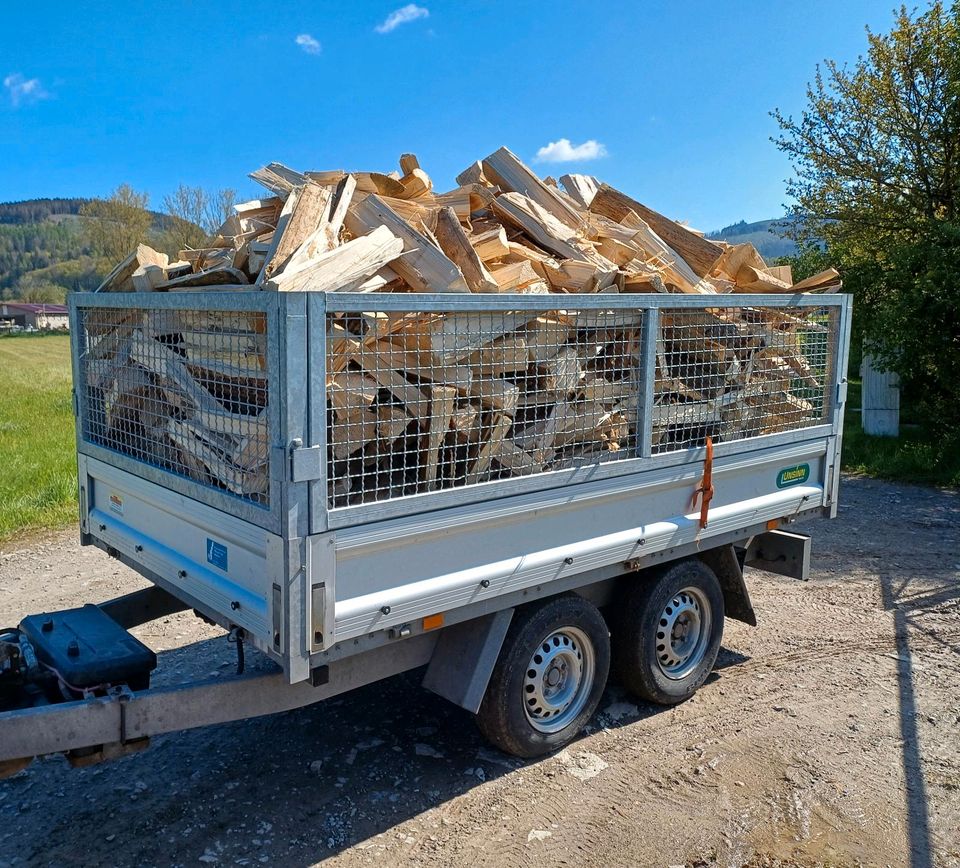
206;538;228;571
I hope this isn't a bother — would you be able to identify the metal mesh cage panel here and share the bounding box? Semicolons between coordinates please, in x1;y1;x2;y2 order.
325;302;838;508
651;305;834;454
326;307;643;507
77;306;271;505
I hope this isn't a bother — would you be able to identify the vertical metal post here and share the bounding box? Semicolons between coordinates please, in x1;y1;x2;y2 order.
308;293;329;534
68;298;91;540
278;292;311;683
636;305;659;459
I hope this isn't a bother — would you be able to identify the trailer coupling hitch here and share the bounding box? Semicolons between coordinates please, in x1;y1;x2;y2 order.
691;436;715;530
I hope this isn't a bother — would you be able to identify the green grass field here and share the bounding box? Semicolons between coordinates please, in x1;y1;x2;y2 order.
0;334;78;542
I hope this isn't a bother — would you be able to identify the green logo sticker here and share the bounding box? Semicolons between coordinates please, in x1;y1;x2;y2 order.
777;463;810;488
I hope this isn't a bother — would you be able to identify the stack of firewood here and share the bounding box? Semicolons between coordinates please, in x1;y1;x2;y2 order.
85;146;840;505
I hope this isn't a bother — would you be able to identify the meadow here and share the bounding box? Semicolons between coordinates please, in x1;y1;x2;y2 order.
0;334;77;541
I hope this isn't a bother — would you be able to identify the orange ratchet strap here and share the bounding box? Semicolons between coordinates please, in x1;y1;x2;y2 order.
691;436;714;529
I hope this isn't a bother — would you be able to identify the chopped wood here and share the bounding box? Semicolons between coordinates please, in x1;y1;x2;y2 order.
466;413;512;484
428;311;533;364
589;185;724;278
481;147;585;232
469;225;511;261
468;335;530;377
156;265;249;290
490;192;589;262
791;268;842;292
86;143;840;505
263;181;333;279
249;162;308;198
471;378;520;415
346;194;470;294
423;385;457;490
397;167;433;200
455;161;487;187
490;260;541;291
96;244;168;293
265;225;403;293
559;174;600;208
433;207;499;293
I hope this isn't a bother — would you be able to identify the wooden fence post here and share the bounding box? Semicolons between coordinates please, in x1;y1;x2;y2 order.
861;354;900;437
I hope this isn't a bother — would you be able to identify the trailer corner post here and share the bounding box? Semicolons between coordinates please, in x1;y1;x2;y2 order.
279;292;312;684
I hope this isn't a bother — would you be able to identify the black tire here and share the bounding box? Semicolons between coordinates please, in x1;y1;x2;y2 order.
476;595;610;758
612;559;724;705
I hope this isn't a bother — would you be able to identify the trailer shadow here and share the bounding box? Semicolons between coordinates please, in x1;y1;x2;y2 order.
813;476;960;868
2;628;748;867
877;565;958;868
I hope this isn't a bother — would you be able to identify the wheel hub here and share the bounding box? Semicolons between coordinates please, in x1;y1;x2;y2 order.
655;588;711;680
523;627;595;734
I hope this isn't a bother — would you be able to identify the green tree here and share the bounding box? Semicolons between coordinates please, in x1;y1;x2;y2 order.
774;2;960;436
17;281;66;304
80;183;153;263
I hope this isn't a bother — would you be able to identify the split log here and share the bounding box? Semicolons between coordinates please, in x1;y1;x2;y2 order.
423;385;457;490
345;195;470;294
480;147;585;232
433;207;499;293
589;185;724;277
265;225;403;293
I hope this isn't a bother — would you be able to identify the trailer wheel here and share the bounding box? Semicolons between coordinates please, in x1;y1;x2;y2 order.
612;559;724;705
476;595;610;758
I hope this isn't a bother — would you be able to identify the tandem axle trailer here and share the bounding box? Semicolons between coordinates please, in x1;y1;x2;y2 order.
0;291;850;772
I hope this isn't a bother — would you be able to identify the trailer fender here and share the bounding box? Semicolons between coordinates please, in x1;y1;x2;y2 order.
699;545;757;626
422;609;514;713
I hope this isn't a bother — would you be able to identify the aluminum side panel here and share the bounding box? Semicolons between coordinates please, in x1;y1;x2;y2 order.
82;457;277;644
326;440;828;640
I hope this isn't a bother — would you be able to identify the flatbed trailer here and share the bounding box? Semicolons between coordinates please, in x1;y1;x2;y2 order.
0;290;850;773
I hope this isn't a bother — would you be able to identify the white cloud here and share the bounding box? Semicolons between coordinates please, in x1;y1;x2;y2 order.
295;33;322;55
375;4;429;34
4;73;50;107
534;138;608;164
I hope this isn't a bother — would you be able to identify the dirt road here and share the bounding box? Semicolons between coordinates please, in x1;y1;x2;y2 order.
1;475;958;867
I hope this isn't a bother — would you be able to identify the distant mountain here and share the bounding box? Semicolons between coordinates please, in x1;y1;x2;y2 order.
707;218;798;261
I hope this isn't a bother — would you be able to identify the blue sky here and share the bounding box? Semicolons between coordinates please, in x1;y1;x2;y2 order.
1;1;895;231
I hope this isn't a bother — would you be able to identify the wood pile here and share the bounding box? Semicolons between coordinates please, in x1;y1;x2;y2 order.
84;146;841;505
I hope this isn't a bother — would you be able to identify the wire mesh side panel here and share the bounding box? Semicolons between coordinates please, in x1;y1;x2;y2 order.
325;307;644;508
651;305;835;454
77;305;271;506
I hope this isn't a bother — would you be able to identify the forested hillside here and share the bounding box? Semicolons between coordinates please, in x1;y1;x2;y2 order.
0;198;89;225
0;220;96;296
0;198;172;301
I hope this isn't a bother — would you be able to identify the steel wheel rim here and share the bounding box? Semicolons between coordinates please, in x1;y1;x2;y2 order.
522;626;596;733
655;587;712;680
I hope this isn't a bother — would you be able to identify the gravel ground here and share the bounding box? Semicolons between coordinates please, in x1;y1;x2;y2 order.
0;474;958;868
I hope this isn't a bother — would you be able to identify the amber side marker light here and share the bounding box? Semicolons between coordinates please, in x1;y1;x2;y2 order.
766;518;781;530
422;613;444;631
